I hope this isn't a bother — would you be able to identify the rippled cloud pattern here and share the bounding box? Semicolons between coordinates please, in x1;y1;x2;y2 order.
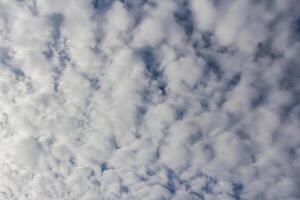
0;0;300;199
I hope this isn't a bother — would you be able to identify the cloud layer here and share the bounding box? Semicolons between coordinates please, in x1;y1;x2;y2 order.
0;0;300;199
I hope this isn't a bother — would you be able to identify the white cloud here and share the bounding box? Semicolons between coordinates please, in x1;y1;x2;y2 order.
190;0;216;31
0;0;299;199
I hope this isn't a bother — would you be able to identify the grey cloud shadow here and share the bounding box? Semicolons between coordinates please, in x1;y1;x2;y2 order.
174;0;194;39
139;47;167;96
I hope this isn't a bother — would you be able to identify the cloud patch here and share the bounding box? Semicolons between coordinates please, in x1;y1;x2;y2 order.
0;0;299;199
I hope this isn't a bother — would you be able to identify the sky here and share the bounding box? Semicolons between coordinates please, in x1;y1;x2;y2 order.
0;0;300;199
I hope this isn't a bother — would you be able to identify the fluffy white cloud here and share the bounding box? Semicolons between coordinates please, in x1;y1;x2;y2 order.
0;0;299;199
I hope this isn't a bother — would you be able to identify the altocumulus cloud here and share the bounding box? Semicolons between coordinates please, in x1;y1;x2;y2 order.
0;0;299;199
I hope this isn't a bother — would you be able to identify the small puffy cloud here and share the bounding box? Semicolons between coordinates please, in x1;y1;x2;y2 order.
190;0;216;31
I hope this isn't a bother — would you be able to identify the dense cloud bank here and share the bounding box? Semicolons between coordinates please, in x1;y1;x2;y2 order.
0;0;300;199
